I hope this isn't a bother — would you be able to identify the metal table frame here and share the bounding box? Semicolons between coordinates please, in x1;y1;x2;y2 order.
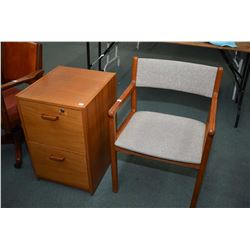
86;42;119;71
220;50;250;127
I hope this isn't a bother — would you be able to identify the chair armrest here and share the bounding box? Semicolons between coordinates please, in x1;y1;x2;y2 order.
1;69;44;91
108;80;136;117
207;92;218;136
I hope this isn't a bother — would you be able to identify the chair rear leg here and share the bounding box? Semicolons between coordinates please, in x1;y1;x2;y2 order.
190;163;207;208
13;132;22;168
111;149;118;192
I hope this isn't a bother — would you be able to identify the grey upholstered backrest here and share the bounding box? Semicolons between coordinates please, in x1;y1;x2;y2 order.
136;58;218;98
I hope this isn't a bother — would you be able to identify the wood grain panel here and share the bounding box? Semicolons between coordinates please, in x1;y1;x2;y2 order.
86;75;117;191
17;66;116;109
29;142;90;190
19;100;86;153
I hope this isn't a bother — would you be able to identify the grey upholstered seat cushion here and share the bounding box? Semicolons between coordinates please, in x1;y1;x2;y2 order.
115;111;206;164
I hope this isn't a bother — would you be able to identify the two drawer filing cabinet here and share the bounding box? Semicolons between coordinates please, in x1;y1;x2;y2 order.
17;66;116;193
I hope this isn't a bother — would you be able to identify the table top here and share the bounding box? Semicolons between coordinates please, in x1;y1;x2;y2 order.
17;66;116;109
169;42;250;53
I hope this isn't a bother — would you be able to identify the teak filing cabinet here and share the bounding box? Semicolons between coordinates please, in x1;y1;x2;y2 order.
17;66;116;193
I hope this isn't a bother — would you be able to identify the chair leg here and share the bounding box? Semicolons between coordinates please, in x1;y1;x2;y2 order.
111;149;118;192
190;163;207;208
13;132;22;169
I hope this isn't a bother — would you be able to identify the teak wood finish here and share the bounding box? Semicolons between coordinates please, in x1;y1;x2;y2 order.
108;56;223;207
29;142;89;190
17;66;116;193
1;42;44;168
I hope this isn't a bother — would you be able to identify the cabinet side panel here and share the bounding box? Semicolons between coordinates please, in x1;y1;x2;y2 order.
86;75;116;192
17;98;39;177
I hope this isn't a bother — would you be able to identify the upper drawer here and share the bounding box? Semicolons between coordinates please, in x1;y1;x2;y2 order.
19;100;86;154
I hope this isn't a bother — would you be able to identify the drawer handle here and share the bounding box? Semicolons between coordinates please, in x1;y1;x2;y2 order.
49;155;65;161
41;114;59;121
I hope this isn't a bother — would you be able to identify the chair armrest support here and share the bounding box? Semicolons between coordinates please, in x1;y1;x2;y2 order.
1;69;44;91
108;81;136;118
207;92;218;136
108;80;136;141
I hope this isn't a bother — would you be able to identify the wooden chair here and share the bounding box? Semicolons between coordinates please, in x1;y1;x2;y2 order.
1;42;44;168
108;57;223;207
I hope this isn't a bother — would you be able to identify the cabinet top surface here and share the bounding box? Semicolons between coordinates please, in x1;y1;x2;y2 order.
17;66;116;109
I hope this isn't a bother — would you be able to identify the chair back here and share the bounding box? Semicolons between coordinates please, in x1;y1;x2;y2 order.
136;58;218;98
1;42;42;83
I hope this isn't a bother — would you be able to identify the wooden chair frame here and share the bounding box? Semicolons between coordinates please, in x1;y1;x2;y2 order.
108;56;223;207
1;42;44;168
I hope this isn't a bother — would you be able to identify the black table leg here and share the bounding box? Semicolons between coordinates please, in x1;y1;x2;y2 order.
86;42;117;70
219;50;242;89
86;42;90;69
98;42;102;71
234;53;250;128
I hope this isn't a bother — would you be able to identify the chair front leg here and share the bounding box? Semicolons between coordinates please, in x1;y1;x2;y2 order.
190;164;206;208
190;135;213;207
109;115;118;192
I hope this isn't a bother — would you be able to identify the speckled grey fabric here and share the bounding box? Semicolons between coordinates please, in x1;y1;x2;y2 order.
136;58;217;98
115;111;206;164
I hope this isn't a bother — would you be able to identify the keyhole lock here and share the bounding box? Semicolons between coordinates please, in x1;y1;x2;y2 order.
59;108;65;114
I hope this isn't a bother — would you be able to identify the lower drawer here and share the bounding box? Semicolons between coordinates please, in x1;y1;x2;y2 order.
29;142;90;191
